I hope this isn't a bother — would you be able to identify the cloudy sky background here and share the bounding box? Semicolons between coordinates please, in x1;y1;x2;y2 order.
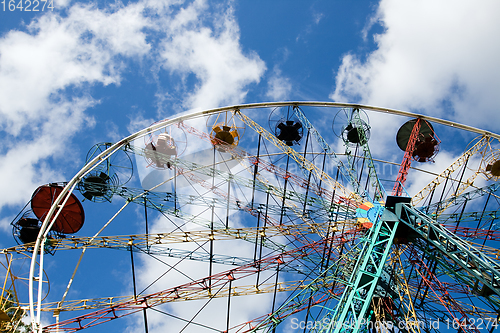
1;0;499;219
0;0;499;331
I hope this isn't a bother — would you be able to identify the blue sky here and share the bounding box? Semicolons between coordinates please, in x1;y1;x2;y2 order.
1;0;499;214
1;0;500;332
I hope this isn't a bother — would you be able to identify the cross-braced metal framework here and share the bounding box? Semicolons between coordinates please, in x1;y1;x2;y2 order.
1;102;500;333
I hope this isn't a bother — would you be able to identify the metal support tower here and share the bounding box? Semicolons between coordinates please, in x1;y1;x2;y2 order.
313;206;398;332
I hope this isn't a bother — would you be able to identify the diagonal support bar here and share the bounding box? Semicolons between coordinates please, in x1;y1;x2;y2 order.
393;118;421;196
293;106;361;197
350;108;384;201
419;182;500;216
412;136;490;207
395;203;500;298
234;109;362;203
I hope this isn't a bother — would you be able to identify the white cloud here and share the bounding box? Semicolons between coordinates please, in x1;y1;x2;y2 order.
313;12;324;25
53;0;72;8
127;111;157;135
71;2;151;57
331;0;500;131
266;66;292;101
0;3;149;133
0;2;150;211
132;232;276;333
0;98;96;207
158;0;266;110
296;7;324;43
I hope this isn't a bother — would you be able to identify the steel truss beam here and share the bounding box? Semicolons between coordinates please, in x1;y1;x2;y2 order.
7;222;352;253
412;136;492;207
395;203;500;298
317;215;398;332
35;279;326;313
420;182;500;215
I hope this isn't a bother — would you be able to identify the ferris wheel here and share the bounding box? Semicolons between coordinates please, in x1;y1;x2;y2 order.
2;102;500;333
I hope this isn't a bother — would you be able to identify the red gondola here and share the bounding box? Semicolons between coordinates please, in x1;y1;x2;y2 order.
31;184;85;234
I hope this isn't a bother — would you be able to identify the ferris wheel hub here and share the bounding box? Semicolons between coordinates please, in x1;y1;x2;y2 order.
275;120;303;146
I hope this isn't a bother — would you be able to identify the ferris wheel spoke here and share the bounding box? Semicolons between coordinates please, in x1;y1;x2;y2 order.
293;106;362;199
142;140;360;252
409;251;483;333
348;108;384;201
412;136;499;208
234;109;361;204
379;245;421;333
134;128;355;230
11;222;345;253
420;182;500;216
172;158;333;241
41;237;336;332
128;144;339;218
